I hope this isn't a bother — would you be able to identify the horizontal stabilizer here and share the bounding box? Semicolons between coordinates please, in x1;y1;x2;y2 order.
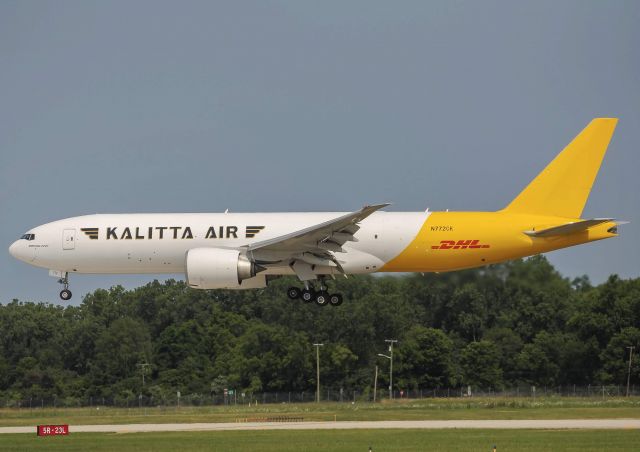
524;218;614;237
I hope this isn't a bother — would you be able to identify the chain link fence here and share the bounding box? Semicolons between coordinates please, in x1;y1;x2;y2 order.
2;384;638;408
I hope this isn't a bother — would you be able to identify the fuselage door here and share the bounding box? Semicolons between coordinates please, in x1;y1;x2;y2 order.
63;229;76;250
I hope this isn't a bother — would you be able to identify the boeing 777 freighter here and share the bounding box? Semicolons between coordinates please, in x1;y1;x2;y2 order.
9;119;622;305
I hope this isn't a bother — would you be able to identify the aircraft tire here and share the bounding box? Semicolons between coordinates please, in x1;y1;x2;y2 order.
301;288;315;303
315;291;329;306
287;287;301;300
60;289;72;301
329;293;343;306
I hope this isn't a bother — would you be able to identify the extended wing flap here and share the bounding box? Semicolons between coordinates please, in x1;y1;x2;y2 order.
246;203;389;254
524;218;614;237
245;203;389;281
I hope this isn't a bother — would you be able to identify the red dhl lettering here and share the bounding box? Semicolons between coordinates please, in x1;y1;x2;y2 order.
431;240;490;250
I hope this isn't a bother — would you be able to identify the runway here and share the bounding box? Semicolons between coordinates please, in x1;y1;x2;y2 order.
1;419;639;434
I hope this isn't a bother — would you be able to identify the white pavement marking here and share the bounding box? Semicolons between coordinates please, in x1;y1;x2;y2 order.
1;419;639;434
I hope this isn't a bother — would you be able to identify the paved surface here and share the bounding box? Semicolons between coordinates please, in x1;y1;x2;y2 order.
1;419;639;434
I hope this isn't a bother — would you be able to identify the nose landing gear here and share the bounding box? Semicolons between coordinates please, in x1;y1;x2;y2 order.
58;273;72;301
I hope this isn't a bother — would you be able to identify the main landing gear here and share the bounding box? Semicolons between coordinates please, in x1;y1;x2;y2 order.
286;280;343;307
58;273;72;301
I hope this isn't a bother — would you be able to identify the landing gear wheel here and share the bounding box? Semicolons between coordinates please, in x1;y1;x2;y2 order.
329;293;343;306
287;287;301;300
315;291;329;306
301;288;315;303
57;272;71;301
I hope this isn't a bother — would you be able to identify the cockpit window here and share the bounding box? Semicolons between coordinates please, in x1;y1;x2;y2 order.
20;234;35;241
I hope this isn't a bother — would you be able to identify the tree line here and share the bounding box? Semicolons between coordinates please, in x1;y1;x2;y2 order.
1;255;639;403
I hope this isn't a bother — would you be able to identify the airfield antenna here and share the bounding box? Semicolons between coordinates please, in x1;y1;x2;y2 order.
313;343;324;403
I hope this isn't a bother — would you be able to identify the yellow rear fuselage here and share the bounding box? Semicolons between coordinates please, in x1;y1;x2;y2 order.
381;211;617;272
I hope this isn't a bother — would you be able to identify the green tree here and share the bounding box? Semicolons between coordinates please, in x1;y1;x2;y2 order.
1;261;639;400
598;327;640;384
397;326;455;389
460;341;503;389
88;317;152;395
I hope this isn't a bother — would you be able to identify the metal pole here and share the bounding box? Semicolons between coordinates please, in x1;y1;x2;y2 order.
137;363;150;388
137;362;150;406
627;346;635;397
390;347;393;400
385;339;397;400
313;343;324;403
373;365;378;402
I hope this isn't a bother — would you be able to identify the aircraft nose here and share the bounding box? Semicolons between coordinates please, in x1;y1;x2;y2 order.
9;241;19;258
8;240;28;262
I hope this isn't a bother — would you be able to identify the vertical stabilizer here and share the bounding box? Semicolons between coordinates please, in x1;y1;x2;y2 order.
503;118;617;218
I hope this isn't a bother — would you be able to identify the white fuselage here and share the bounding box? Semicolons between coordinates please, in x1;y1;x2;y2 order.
9;212;428;276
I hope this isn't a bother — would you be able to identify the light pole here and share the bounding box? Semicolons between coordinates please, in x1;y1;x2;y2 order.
373;365;378;403
313;343;324;403
386;339;397;399
627;346;635;397
378;338;397;400
377;353;390;399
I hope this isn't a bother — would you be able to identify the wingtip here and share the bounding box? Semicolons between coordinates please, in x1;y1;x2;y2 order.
365;202;392;209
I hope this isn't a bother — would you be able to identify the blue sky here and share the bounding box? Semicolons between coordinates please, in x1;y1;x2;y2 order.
1;1;639;303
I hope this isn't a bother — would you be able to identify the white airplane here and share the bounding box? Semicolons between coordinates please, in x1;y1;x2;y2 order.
9;119;622;305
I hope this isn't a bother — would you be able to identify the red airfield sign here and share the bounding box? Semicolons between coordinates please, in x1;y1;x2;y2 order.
37;425;69;436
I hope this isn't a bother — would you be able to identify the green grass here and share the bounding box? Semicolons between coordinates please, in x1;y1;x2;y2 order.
1;397;639;427
0;429;639;451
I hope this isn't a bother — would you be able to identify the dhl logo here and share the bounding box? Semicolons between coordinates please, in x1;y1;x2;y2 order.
431;240;490;250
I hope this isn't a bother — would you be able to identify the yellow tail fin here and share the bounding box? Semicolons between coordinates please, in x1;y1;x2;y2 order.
503;118;618;218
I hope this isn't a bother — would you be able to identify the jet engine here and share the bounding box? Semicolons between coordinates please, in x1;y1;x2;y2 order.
185;248;265;289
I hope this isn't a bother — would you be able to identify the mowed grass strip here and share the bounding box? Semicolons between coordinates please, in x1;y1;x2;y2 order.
0;429;639;452
1;398;639;426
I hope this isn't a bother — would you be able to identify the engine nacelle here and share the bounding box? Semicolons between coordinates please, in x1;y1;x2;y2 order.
185;248;264;289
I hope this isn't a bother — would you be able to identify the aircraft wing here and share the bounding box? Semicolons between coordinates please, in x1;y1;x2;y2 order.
245;203;389;278
524;218;614;237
